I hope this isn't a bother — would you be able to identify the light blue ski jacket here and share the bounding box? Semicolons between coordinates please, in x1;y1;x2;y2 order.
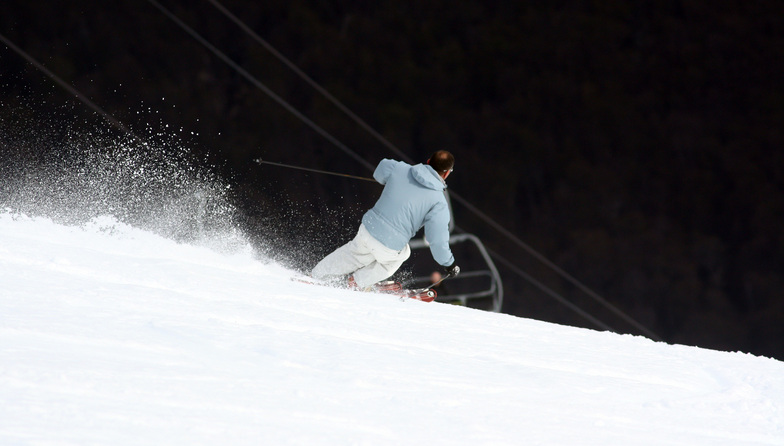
361;159;455;267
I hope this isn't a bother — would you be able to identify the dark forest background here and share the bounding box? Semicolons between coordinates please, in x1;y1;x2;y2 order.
1;1;782;359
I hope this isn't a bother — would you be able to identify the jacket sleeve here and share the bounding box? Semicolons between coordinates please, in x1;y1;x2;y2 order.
423;199;455;267
372;159;398;185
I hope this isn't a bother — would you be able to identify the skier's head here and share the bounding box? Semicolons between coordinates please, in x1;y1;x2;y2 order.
427;150;454;178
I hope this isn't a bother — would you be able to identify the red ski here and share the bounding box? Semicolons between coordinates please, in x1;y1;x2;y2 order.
291;276;436;302
390;288;437;303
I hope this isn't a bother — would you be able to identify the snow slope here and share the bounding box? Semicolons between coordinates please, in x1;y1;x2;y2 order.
1;212;783;446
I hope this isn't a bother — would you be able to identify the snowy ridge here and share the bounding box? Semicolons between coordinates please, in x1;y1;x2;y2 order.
1;213;782;445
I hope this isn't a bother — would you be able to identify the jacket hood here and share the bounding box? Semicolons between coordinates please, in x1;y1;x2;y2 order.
411;164;446;191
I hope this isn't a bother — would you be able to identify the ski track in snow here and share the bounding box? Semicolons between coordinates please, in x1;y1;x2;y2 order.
1;213;783;445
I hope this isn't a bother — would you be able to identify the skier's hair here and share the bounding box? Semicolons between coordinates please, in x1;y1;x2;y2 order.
428;150;454;174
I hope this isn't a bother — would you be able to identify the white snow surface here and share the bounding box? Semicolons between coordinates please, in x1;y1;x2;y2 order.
1;213;783;446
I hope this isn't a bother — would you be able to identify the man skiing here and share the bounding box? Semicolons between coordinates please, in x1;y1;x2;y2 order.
311;150;460;291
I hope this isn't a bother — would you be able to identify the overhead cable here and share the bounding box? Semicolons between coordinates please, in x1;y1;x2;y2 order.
145;0;374;172
204;0;414;164
484;245;615;331
0;32;136;138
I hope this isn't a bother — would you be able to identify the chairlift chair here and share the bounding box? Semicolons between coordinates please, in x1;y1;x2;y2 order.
407;233;503;312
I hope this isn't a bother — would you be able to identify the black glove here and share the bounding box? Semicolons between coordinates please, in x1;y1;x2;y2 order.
445;263;460;277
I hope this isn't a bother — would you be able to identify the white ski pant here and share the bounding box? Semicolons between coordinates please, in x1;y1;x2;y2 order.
311;223;410;289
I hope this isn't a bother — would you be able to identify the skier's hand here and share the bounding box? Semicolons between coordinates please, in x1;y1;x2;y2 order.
445;263;460;277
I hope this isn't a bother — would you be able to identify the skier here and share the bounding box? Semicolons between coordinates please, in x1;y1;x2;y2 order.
311;150;460;291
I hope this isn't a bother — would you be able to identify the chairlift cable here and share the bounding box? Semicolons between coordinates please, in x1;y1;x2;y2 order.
204;0;414;165
0;32;139;140
144;0;375;172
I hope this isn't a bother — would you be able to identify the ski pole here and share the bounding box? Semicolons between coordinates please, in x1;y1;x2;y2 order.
424;270;457;291
254;158;376;182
